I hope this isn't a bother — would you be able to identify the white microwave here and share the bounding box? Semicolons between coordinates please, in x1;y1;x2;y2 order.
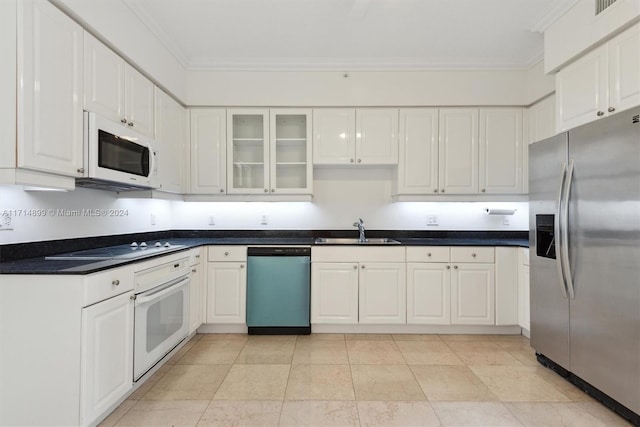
77;112;158;191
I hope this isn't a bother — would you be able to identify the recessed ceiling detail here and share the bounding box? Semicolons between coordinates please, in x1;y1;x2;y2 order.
122;0;579;71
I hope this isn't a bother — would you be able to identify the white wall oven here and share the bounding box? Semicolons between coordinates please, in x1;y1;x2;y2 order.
133;256;190;381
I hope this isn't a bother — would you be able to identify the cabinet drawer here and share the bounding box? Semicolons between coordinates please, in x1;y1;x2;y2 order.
450;247;494;263
83;265;135;307
406;246;450;263
208;246;247;262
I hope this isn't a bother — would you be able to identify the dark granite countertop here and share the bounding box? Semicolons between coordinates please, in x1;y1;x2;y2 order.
0;230;529;275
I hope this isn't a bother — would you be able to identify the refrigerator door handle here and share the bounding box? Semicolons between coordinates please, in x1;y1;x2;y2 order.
562;160;576;299
555;161;569;298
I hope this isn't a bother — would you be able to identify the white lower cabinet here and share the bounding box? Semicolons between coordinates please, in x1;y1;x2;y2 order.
359;262;406;324
80;291;134;425
518;248;530;332
406;263;451;325
451;263;495;325
206;246;247;324
189;249;204;333
311;262;359;324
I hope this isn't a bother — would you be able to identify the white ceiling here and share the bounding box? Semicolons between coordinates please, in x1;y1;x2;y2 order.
122;0;578;71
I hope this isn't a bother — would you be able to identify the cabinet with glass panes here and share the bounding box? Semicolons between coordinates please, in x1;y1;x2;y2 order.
227;108;312;195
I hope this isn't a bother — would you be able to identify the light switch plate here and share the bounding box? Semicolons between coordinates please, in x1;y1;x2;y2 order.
0;211;13;230
426;215;438;226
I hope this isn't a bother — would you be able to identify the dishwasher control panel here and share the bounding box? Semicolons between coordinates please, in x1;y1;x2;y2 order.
247;247;311;256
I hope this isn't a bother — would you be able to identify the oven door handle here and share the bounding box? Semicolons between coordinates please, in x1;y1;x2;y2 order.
135;275;189;306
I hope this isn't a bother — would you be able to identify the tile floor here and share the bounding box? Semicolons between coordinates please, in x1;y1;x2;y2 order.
100;333;632;426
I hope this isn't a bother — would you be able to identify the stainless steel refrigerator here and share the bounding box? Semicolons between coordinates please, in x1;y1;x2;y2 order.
529;106;640;424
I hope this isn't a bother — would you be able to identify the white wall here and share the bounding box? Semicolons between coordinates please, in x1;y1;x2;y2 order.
186;70;528;107
171;168;529;231
525;60;555;105
0;186;172;245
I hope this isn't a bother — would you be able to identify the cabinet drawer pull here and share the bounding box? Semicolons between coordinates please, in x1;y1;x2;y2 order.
191;269;196;273
121;118;127;124
608;107;616;113
224;251;229;256
112;280;120;286
597;111;605;117
361;265;365;269
446;265;451;270
128;121;134;126
357;159;362;163
472;253;477;258
240;264;245;268
427;253;432;257
350;159;354;163
441;189;445;193
433;189;438;193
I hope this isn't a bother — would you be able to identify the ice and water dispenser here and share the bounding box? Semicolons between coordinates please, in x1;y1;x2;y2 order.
536;214;556;259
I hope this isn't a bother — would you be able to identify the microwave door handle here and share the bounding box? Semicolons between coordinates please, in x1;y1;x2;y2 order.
148;144;156;181
135;276;189;306
562;160;575;299
555;162;569;299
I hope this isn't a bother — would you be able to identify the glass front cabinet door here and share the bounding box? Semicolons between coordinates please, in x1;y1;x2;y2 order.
227;108;312;195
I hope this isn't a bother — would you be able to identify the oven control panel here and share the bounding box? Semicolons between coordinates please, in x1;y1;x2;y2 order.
134;256;191;293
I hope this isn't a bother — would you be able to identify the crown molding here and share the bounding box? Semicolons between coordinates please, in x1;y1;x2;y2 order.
530;0;580;32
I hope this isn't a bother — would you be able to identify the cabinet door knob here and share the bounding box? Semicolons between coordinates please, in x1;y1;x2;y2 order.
353;265;358;270
357;159;362;163
220;189;224;193
446;265;451;270
128;121;134;126
454;265;458;269
77;168;84;174
271;189;275;192
224;251;229;256
121;118;127;124
350;159;354;163
433;189;438;193
112;279;120;286
195;255;200;259
608;107;616;113
441;189;445;193
191;269;196;273
472;253;476;258
427;253;432;257
361;265;365;269
481;189;486;193
597;111;605;117
240;264;244;268
264;189;268;193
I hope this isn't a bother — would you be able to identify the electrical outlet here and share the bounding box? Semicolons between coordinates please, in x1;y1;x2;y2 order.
503;216;511;226
426;215;438;226
208;215;215;226
150;213;156;226
0;211;13;230
260;214;268;225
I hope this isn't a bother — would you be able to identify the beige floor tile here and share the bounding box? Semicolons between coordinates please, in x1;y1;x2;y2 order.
98;400;136;427
345;333;394;341
167;340;198;364
246;334;297;342
142;364;231;400
495;341;536;352
279;400;359;426
214;364;290;400
431;402;523;426
446;341;503;352
357;401;441;426
297;333;345;341
439;334;499;342
234;339;295;364
471;366;572;402
292;340;349;364
351;365;426;401
530;367;594;402
177;340;246;365
456;350;522;366
573;402;634;426
114;400;210;426
198;333;249;342
128;364;174;400
489;334;530;343
508;349;539;366
411;365;497;402
505;402;633;427
396;341;463;365
285;364;354;401
346;340;405;364
392;334;443;342
196;400;282;427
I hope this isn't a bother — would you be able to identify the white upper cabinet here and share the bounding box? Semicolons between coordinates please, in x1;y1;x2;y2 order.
395;108;439;195
84;32;155;138
18;0;83;178
189;108;227;194
479;108;523;194
438;108;479;194
154;88;185;193
313;108;398;165
313;108;355;165
227;108;270;194
356;108;399;165
556;22;640;132
269;109;313;194
528;95;556;144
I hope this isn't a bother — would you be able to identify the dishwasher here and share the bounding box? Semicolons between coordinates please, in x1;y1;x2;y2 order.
246;247;311;334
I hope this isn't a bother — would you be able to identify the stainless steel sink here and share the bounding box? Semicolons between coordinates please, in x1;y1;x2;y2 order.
314;237;401;245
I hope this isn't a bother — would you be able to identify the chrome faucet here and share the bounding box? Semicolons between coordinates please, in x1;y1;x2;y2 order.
353;218;366;242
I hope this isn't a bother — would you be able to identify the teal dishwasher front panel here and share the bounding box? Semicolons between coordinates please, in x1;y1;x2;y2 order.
246;256;310;327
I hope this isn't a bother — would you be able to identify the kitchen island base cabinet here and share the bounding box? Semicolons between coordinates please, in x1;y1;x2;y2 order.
81;291;134;426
